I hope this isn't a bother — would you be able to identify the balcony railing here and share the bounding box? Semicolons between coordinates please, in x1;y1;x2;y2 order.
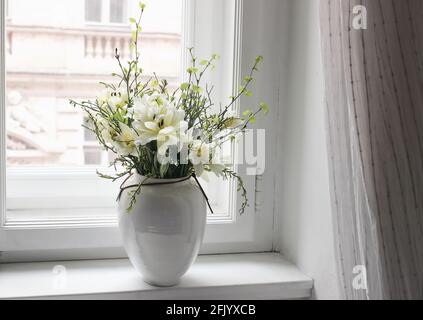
5;24;181;76
84;33;131;60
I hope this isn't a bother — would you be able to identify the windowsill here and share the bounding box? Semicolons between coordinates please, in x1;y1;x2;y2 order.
0;253;313;300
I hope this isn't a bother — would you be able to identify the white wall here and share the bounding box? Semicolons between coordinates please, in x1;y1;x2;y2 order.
275;0;340;300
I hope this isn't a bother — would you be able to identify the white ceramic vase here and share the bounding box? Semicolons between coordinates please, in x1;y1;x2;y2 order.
118;174;207;287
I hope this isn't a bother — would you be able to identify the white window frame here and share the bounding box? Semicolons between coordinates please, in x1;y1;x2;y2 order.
0;0;274;262
85;0;129;27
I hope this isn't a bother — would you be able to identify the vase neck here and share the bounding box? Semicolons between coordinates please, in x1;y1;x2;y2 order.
133;174;192;186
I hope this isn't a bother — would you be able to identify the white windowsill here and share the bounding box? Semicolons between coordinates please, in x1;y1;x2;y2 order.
0;253;313;300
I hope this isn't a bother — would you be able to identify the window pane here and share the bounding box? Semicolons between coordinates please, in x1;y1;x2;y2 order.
6;0;183;167
110;0;127;24
83;146;103;165
84;126;97;142
85;0;102;22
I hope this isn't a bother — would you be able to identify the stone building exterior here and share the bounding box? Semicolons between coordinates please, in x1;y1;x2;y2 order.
6;0;182;166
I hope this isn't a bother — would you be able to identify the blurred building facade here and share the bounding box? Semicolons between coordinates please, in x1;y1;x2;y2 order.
6;0;182;166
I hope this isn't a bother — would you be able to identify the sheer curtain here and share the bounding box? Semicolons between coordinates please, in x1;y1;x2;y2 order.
320;0;423;299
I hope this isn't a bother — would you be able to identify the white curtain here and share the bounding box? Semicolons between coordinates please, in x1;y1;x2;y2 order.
320;0;423;299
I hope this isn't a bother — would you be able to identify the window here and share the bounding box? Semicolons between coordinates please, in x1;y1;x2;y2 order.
109;0;127;24
5;0;182;167
86;0;128;25
0;0;273;261
85;0;102;23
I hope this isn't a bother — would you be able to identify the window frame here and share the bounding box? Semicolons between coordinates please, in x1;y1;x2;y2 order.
0;0;274;262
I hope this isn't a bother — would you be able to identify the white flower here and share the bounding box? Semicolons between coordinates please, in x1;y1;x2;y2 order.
113;122;138;156
109;88;129;110
133;94;188;154
97;88;128;111
189;141;230;180
189;140;211;178
189;140;210;164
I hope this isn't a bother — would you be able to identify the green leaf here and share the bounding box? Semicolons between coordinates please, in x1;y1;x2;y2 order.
187;67;199;74
200;60;209;66
139;2;146;10
129;17;136;24
242;110;252;117
259;102;269;115
192;85;202;93
155;96;164;106
180;83;190;90
245;90;252;97
249;116;256;124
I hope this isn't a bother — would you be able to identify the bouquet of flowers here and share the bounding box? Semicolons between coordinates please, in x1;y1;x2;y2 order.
70;3;268;214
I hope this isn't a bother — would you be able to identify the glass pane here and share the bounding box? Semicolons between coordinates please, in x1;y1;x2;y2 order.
110;0;127;24
6;0;183;167
83;146;103;165
84;126;97;142
85;0;102;22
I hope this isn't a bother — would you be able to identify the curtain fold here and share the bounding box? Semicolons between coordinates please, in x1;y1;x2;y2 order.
320;0;423;299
